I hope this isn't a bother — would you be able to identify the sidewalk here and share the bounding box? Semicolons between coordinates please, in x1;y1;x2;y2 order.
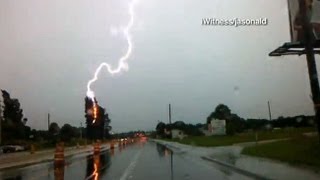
233;138;290;147
0;144;111;171
152;139;320;180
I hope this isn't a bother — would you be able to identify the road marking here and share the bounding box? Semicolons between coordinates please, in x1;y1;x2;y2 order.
119;149;142;180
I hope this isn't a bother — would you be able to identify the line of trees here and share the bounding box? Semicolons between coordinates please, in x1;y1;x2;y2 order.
207;104;315;135
48;122;84;142
1;90;112;146
155;103;315;137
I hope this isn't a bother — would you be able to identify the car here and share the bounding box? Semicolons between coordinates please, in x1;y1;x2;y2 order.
14;145;25;151
2;145;25;153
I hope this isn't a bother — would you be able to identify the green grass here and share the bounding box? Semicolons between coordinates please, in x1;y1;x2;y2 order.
242;136;320;168
168;127;316;147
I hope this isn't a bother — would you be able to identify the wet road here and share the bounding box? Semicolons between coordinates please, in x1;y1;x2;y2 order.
0;140;253;180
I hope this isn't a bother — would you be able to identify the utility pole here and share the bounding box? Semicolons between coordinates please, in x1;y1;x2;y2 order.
48;113;50;131
80;122;83;140
301;0;320;142
169;104;172;124
0;100;2;145
268;101;272;121
168;104;172;139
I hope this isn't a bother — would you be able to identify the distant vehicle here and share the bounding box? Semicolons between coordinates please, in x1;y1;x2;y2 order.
140;136;148;142
2;145;25;153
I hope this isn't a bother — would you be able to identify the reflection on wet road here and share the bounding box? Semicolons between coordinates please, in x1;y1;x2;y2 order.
0;140;253;180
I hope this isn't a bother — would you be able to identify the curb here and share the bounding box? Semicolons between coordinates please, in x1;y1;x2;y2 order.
151;139;182;152
201;156;273;180
0;145;110;171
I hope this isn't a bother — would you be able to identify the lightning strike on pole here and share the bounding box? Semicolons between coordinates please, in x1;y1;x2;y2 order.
86;0;138;102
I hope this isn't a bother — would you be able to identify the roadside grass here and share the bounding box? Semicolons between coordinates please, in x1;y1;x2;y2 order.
241;135;320;168
167;127;316;147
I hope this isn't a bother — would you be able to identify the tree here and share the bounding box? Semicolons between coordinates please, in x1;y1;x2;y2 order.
49;122;60;136
60;124;75;142
97;106;106;139
1;90;24;124
172;121;185;130
229;113;246;134
207;104;245;135
1;90;27;140
104;113;112;139
85;97;94;139
84;97;111;140
207;104;231;121
23;118;28;125
182;123;204;136
156;122;166;137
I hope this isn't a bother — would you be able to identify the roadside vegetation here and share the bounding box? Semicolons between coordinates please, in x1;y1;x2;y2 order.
154;102;319;169
155;103;317;148
168;127;316;147
242;135;320;168
0;90;137;152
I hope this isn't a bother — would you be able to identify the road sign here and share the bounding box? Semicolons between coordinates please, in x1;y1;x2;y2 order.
288;0;320;42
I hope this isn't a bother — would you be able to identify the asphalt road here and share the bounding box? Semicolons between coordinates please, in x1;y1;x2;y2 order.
0;140;253;180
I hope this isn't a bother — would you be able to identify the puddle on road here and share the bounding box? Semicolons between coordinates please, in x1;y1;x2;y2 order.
155;143;195;180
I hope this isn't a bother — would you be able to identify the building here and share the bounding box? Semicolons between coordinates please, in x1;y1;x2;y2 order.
171;129;185;139
208;119;226;135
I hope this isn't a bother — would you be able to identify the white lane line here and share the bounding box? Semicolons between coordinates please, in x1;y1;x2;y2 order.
119;149;143;180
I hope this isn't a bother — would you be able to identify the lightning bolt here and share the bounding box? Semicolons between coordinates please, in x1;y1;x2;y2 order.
86;0;138;102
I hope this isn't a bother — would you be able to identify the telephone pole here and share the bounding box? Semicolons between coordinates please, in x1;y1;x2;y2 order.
168;104;172;138
80;122;83;140
169;104;172;124
268;101;272;121
48;113;50;131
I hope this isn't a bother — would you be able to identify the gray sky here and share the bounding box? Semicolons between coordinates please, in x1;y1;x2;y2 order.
0;0;316;132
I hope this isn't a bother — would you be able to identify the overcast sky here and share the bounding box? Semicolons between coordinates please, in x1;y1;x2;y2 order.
0;0;316;132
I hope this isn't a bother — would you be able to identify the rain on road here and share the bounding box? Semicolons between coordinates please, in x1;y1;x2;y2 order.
0;140;253;180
